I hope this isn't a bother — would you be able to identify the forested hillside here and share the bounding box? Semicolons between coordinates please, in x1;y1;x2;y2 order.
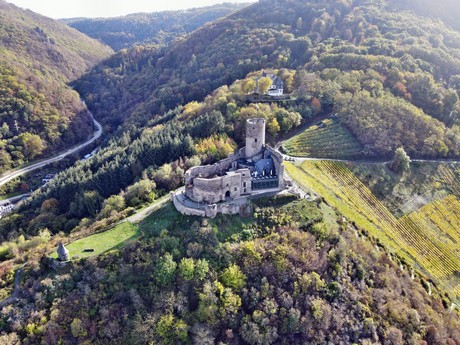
1;0;459;253
389;0;460;31
2;199;460;344
0;1;113;172
74;0;460;134
4;0;460;251
64;3;251;51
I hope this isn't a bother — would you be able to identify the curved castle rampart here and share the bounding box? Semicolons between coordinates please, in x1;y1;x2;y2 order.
175;117;287;217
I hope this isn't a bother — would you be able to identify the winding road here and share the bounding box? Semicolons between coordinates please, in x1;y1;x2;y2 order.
2;110;457;190
2;115;459;308
0;111;102;188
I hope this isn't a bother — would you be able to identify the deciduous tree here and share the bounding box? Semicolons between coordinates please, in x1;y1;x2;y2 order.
257;77;272;94
389;147;411;174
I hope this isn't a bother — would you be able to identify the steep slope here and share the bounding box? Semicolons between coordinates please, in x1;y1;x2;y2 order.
63;3;251;51
1;2;460;340
1;77;459;342
74;0;460;133
1;200;460;344
390;0;460;31
0;1;113;172
3;0;460;240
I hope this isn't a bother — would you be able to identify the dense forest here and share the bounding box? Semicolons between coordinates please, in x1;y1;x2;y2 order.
63;3;251;51
1;69;458;276
2;198;460;344
2;0;460;262
74;0;460;131
389;0;460;31
0;75;299;242
0;1;112;172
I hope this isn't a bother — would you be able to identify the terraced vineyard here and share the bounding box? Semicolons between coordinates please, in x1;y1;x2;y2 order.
282;118;363;159
285;161;460;298
404;196;460;255
438;165;460;195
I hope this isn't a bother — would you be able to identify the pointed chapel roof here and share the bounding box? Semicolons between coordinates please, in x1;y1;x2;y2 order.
57;242;69;256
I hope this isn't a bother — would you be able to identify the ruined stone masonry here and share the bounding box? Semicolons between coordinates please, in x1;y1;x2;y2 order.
172;118;288;218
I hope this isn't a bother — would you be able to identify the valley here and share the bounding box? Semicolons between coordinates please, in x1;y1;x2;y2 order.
0;1;113;173
1;0;460;343
0;110;102;188
64;3;251;50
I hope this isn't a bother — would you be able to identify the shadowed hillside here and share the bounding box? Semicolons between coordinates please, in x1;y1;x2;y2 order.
0;1;113;171
0;1;460;342
390;0;460;31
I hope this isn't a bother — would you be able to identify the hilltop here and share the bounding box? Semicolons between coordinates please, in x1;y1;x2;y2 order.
63;3;251;51
2;70;459;301
0;0;460;342
0;1;113;172
3;0;460;272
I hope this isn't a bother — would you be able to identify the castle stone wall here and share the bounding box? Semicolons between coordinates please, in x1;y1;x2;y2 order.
193;176;226;203
171;192;206;217
191;171;244;204
266;145;286;189
238;169;252;194
185;150;244;186
175;118;287;218
218;202;243;216
171;191;242;218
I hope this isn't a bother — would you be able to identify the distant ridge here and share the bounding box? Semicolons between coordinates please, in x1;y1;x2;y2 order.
62;3;252;50
74;0;460;131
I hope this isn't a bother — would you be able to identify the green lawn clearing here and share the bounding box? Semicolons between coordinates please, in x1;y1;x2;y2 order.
51;222;139;259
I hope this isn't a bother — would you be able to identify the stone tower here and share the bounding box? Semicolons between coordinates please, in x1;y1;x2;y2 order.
57;242;69;261
245;118;265;159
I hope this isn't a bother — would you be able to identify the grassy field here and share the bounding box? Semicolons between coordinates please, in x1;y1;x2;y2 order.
282;117;363;159
138;202;254;243
285;160;460;299
51;222;140;259
138;203;187;236
49;200;174;260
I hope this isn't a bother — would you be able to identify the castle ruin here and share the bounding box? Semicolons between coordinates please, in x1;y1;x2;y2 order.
172;118;288;218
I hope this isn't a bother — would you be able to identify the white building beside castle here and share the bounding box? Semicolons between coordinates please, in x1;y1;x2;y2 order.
255;71;284;96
